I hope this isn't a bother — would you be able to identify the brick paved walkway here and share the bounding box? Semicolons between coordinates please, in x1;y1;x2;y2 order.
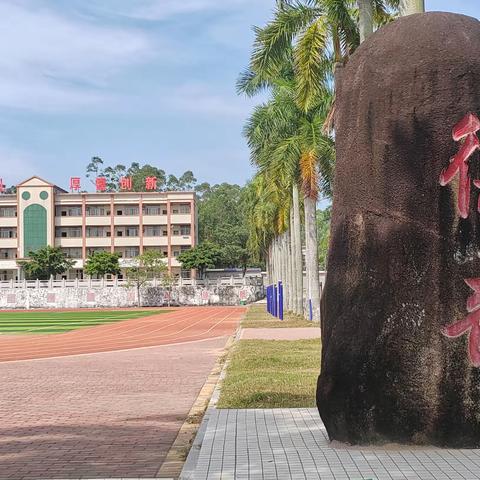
0;307;243;362
0;336;233;480
189;409;480;480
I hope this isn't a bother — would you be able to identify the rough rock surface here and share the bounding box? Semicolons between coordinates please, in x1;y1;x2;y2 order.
317;13;480;447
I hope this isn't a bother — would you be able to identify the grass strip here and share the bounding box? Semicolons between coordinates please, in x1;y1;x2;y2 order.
217;338;321;409
242;304;316;328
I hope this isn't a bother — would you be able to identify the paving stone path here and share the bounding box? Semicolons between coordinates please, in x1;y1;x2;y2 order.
0;307;243;479
189;408;480;480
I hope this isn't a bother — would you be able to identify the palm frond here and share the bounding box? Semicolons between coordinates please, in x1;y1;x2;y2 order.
293;17;330;110
300;150;319;200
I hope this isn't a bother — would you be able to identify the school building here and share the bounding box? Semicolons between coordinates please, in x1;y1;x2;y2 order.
0;176;197;280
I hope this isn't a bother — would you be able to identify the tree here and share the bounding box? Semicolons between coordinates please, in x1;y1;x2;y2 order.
316;207;331;269
220;245;250;274
177;243;223;278
84;251;121;278
358;0;374;43
399;0;424;15
238;0;398;111
19;246;75;280
125;250;167;306
243;70;335;320
161;272;176;307
127;163;166;192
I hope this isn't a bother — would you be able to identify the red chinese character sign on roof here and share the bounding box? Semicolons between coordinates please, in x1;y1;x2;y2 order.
145;176;157;190
0;179;5;194
70;177;81;192
120;176;132;191
439;113;480;218
442;278;480;367
96;177;107;192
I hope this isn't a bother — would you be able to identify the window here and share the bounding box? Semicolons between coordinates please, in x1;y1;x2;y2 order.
116;230;123;237
124;247;139;258
180;225;191;236
162;229;168;236
56;206;82;217
124;206;139;216
126;227;138;237
162;209;168;215
86;206;109;216
56;227;81;238
0;207;16;217
62;248;82;258
116;210;123;216
0;249;16;259
143;205;161;215
0;228;16;239
172;204;191;214
144;226;161;237
86;227;110;238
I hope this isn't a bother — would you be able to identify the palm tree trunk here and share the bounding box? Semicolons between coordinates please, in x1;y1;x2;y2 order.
304;196;321;322
399;0;425;15
292;184;304;316
289;209;297;314
358;0;373;43
285;228;293;312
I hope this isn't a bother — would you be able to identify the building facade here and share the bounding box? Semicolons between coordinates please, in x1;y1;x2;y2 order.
0;176;197;280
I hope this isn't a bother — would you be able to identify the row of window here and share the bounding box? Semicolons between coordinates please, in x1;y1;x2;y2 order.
55;225;191;238
0;204;192;218
56;204;191;217
62;246;190;259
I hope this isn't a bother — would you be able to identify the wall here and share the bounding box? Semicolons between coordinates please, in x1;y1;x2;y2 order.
0;284;264;309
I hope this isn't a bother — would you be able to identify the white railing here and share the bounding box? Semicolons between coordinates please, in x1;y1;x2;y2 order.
0;275;264;289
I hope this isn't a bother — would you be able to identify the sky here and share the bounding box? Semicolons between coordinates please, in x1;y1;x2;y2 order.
0;0;478;191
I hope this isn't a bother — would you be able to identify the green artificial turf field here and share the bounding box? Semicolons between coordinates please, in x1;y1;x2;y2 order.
0;309;169;335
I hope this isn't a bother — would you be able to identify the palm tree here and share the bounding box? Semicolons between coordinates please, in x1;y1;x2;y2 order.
358;0;373;42
399;0;424;15
244;75;335;320
238;0;398;111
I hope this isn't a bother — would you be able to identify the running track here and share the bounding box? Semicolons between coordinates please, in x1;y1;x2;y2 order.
0;306;244;362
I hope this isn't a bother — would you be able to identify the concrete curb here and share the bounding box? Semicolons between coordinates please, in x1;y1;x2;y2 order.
157;332;238;479
178;325;244;479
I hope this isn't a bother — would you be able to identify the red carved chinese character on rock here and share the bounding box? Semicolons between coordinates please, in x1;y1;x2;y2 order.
439;113;480;218
70;177;81;192
145;176;157;191
120;176;132;191
96;177;107;192
0;179;5;194
442;278;480;367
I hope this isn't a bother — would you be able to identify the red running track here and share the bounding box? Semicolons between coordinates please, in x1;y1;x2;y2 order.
0;306;244;362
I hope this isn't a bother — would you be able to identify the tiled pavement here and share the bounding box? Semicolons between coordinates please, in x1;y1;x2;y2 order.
189;408;480;480
0;336;231;480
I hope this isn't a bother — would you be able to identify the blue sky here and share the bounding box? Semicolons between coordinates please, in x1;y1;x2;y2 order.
0;0;478;190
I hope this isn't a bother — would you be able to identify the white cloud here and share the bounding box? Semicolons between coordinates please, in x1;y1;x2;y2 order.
158;83;256;118
0;1;152;112
113;0;272;21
